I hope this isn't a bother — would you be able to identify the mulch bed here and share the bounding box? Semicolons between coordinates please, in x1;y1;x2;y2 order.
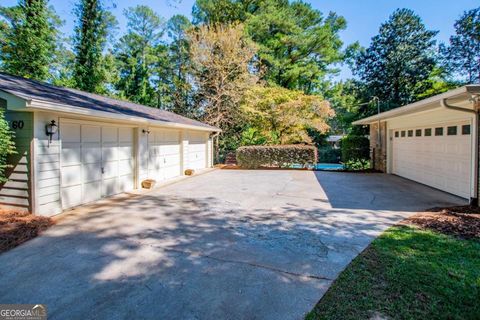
0;209;54;253
402;206;480;240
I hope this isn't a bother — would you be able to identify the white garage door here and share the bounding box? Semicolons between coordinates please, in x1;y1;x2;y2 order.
188;132;207;170
148;129;181;181
60;121;135;209
392;122;472;198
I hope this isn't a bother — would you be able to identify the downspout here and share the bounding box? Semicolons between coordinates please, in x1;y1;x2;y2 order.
441;96;480;205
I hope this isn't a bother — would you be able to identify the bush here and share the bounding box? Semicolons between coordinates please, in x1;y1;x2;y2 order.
236;145;318;169
318;146;341;163
340;135;369;165
0;109;15;182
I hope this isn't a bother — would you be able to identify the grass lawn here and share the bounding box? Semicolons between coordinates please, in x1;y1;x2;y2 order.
306;225;480;320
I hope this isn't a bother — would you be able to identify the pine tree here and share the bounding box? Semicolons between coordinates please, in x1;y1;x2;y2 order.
351;9;438;110
72;0;116;93
114;5;164;106
441;7;480;84
0;0;60;80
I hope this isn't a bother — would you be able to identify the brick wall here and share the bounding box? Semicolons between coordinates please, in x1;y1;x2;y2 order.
369;122;387;172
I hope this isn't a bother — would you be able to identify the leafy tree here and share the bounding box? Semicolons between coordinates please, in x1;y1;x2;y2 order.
156;14;193;114
188;23;258;159
114;5;164;106
351;9;438;110
72;0;117;93
0;108;15;183
193;0;346;94
441;7;480;84
241;85;334;144
0;0;61;80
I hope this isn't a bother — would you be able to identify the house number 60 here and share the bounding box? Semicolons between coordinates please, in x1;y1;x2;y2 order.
11;120;24;130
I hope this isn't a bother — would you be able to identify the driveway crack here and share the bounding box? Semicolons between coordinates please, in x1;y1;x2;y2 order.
157;245;333;281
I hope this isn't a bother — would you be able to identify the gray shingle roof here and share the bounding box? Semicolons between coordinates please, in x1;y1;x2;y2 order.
0;72;219;131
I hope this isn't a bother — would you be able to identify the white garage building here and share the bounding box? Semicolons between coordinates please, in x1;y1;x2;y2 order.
0;73;220;216
354;85;480;203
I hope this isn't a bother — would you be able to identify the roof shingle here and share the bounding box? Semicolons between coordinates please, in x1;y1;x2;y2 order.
0;72;219;131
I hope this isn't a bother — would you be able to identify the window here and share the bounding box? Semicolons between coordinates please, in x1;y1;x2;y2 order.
408;130;413;137
401;130;406;137
395;131;399;138
415;129;422;137
462;124;471;135
447;126;457;135
435;127;443;136
424;128;432;136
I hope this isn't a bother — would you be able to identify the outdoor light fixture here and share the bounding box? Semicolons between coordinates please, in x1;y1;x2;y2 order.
142;129;151;135
45;120;58;145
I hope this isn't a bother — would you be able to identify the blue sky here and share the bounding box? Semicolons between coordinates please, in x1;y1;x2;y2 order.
3;0;479;80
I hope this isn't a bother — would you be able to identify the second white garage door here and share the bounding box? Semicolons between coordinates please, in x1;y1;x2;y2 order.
148;129;181;182
392;121;472;198
60;121;135;209
188;132;207;170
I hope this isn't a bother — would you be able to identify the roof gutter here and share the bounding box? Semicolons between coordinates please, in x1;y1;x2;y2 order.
441;95;480;205
27;98;221;133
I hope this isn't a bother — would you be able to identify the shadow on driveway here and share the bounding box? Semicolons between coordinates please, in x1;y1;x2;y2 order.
0;170;466;319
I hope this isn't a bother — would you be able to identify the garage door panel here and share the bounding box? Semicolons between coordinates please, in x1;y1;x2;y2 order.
392;122;471;198
82;144;102;164
147;129;181;182
118;159;133;175
82;163;102;183
102;178;119;196
61;185;83;209
102;144;119;162
119;128;133;142
61;143;81;166
82;126;101;142
61;123;81;143
118;145;133;160
61;165;82;187
83;182;101;203
102;127;118;142
60;121;135;210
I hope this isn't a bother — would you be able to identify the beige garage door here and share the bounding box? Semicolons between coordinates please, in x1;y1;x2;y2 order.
148;129;181;182
60;121;135;209
392;121;472;198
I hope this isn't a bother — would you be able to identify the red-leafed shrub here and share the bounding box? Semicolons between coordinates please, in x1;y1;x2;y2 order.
236;145;317;169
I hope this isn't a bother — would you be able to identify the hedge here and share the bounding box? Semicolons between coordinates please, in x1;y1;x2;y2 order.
340;135;370;167
318;146;341;163
236;145;318;169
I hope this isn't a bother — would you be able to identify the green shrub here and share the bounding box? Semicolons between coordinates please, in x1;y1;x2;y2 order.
340;135;369;166
0;109;15;182
343;159;370;171
236;145;318;169
318;147;341;163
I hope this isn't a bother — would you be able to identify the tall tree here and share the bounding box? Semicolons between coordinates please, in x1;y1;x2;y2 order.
441;7;480;84
72;0;117;93
193;0;346;93
188;23;258;159
351;9;438;110
0;0;61;80
114;5;164;106
155;14;192;113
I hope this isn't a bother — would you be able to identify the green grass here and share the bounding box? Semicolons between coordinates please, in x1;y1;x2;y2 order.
306;226;480;320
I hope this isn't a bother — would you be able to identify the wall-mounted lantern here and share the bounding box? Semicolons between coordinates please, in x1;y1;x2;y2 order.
45;120;58;145
142;129;151;135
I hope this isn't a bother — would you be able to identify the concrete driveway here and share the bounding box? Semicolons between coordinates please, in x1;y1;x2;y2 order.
0;170;464;319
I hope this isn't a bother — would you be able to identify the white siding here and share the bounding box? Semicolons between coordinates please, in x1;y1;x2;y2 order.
34;112;62;216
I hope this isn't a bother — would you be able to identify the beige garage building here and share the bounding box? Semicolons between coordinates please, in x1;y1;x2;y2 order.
354;85;480;203
0;72;220;216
